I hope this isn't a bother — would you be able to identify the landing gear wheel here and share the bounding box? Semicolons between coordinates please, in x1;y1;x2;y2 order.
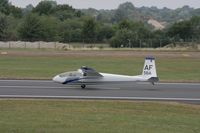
81;84;86;89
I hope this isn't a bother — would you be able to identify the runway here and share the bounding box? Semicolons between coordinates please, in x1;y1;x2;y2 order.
0;80;200;103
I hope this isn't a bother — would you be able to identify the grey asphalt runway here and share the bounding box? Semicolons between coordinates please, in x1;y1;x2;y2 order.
0;80;200;103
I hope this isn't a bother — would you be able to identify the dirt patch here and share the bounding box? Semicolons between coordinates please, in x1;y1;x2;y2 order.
0;49;200;59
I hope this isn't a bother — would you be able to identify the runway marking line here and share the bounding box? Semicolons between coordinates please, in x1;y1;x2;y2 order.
0;86;67;89
0;85;120;90
137;82;200;86
0;80;52;82
0;95;200;101
0;80;200;86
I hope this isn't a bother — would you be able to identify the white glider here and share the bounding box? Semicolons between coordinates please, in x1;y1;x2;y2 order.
53;57;159;88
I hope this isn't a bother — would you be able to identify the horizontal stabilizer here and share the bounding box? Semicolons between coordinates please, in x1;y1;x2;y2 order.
148;77;159;82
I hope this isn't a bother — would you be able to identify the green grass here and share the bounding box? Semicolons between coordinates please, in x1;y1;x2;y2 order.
0;56;199;82
0;100;199;133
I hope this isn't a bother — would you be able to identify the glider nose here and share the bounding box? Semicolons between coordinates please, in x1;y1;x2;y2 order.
53;75;64;83
52;75;59;82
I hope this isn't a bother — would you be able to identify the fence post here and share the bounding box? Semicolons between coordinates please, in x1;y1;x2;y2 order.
9;41;11;48
160;39;162;48
54;42;56;50
24;42;26;49
38;42;40;49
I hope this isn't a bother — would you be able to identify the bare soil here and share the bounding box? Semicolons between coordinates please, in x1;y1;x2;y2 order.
0;49;200;59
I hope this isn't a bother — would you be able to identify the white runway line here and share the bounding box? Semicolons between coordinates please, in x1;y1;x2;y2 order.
137;82;200;86
0;86;67;89
0;80;53;83
0;80;200;86
0;85;120;89
157;83;200;85
0;95;200;101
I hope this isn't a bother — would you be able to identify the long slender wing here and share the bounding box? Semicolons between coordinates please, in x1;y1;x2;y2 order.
80;66;103;77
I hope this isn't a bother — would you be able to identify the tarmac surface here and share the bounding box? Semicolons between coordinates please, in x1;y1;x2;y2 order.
0;80;200;103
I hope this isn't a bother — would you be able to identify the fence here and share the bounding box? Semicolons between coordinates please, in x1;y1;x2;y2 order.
0;40;199;49
0;41;70;49
0;41;110;49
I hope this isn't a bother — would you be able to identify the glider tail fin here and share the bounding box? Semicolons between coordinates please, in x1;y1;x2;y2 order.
142;57;159;84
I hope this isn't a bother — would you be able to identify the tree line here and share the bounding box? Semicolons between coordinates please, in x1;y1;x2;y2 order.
0;0;200;48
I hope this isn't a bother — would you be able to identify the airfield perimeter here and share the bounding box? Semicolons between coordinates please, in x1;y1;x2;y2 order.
0;49;200;102
0;49;200;82
0;49;200;132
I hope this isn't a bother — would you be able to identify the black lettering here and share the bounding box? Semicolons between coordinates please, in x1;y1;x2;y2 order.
149;65;153;70
144;65;153;70
144;65;149;70
144;71;151;75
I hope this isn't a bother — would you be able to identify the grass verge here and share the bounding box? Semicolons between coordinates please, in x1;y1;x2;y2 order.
0;55;199;82
0;100;199;133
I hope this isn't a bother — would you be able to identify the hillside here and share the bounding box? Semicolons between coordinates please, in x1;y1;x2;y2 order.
81;2;200;30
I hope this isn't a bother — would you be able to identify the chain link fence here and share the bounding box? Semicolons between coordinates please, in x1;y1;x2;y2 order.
0;40;199;49
0;41;71;49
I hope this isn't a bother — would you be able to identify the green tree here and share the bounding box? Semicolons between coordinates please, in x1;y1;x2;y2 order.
70;29;82;42
190;16;200;40
96;25;115;42
9;5;22;18
53;4;75;21
151;30;170;48
112;2;136;23
167;16;200;42
23;4;34;15
18;14;44;41
82;17;97;43
110;29;134;47
33;0;57;15
6;15;22;40
167;20;192;41
118;20;131;29
0;14;8;39
59;19;83;42
0;0;10;15
40;16;60;41
113;9;126;23
110;20;152;48
75;10;82;18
